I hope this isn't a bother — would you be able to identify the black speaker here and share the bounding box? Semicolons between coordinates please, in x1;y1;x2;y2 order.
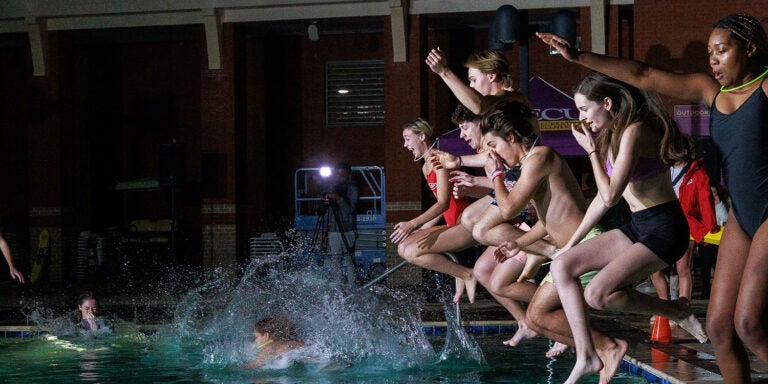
159;142;186;187
489;5;519;50
552;10;577;47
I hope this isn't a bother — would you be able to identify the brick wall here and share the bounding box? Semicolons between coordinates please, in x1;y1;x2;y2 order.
201;204;237;271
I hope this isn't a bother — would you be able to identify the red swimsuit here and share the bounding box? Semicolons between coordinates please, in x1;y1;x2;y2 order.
426;170;472;226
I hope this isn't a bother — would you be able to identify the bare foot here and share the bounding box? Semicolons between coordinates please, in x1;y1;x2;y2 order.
564;355;603;384
503;322;538;347
596;337;628;384
464;274;477;304
545;342;570;358
517;254;547;282
453;274;477;304
453;277;465;303
678;312;708;343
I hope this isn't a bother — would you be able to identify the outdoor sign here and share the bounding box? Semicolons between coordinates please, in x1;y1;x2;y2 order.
674;104;710;136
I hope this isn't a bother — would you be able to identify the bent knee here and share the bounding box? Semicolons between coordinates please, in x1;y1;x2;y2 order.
471;226;488;245
473;263;493;287
397;242;411;260
706;311;734;344
526;306;545;332
583;285;609;310
487;277;505;296
549;257;570;282
735;313;768;348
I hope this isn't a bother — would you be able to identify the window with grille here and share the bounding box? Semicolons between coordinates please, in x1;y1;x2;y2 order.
326;60;385;126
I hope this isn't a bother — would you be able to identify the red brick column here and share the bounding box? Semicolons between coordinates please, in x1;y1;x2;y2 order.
383;14;427;286
200;23;238;271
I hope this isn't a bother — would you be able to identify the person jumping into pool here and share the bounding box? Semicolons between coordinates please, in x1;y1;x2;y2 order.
538;14;767;382
245;316;304;369
531;71;707;384
391;118;476;300
420;47;557;347
479;99;612;362
426;47;530;114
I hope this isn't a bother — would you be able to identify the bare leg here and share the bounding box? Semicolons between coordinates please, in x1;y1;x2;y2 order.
650;241;694;302
398;225;477;302
706;210;752;383
519;254;548;282
458;196;493;233
472;206;555;256
551;230;702;384
487;256;540;346
527;283;627;383
650;269;671;300
734;220;768;365
474;247;529;334
676;240;695;300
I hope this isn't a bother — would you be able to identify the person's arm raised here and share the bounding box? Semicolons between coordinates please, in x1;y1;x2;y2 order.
536;32;718;105
426;47;486;114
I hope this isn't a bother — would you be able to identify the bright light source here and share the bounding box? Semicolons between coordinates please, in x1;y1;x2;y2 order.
337;89;349;94
319;166;332;178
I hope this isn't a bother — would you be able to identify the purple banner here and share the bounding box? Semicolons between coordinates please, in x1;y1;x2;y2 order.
438;128;475;156
437;76;586;157
674;105;710;136
530;76;583;156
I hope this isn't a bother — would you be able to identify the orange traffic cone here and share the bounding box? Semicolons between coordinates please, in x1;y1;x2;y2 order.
651;315;672;343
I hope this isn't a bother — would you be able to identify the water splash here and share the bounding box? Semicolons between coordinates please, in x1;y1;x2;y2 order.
155;250;440;371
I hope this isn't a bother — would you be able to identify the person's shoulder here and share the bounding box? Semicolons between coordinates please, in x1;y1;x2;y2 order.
501;90;532;107
527;146;557;167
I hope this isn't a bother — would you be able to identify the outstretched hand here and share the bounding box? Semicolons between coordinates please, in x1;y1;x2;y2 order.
425;47;449;75
429;150;459;170
535;32;580;61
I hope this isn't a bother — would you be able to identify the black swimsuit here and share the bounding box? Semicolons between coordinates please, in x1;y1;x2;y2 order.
710;79;768;238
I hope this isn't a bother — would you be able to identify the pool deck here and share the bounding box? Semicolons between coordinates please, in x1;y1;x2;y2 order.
1;284;767;383
423;293;767;384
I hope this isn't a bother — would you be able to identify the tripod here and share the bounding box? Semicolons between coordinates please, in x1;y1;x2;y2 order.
309;198;358;285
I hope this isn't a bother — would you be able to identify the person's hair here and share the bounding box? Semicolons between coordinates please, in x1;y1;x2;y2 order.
76;291;97;322
710;182;731;211
574;71;687;165
78;291;96;306
713;14;768;64
464;50;514;89
254;316;297;341
480;100;540;147
450;104;480;126
403;117;437;141
666;134;696;164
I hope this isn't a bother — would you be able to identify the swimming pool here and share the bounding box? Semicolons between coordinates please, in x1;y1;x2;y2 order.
5;254;660;383
0;331;650;383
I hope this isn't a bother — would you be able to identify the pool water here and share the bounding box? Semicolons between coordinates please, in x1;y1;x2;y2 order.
7;253;650;383
0;332;648;383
